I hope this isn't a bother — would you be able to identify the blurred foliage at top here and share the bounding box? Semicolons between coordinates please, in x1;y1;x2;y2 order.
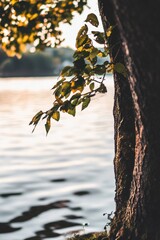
0;0;88;57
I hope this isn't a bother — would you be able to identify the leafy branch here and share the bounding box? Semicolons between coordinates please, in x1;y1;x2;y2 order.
29;13;126;134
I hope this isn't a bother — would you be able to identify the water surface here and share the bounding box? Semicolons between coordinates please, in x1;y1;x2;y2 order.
0;77;115;240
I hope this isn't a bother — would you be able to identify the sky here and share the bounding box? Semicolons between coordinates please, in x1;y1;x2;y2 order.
61;0;103;49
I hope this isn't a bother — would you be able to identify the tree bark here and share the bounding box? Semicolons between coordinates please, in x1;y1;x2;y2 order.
99;0;160;239
98;0;135;237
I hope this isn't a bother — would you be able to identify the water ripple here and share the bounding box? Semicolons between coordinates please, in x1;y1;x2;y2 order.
0;77;115;240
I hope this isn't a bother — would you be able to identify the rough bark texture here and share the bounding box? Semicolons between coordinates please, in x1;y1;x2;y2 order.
98;0;135;236
99;0;160;239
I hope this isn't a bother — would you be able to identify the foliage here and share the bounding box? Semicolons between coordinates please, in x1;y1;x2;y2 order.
0;1;127;134
29;13;127;134
0;0;88;57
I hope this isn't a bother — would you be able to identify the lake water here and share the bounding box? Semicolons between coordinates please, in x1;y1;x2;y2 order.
0;76;115;240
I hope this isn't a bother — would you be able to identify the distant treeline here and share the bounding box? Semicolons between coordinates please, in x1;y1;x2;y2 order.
0;47;74;77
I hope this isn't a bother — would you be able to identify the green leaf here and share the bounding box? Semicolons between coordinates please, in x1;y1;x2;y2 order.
51;79;65;90
89;47;99;60
84;64;93;74
82;97;90;110
114;63;127;77
89;82;95;91
61;66;74;77
61;82;71;97
76;34;88;49
71;76;85;93
70;93;81;100
73;50;90;60
29;110;43;125
45;118;51;135
98;83;107;93
74;58;86;70
92;31;105;44
90;56;97;65
60;100;70;112
71;98;79;106
85;13;99;27
94;65;106;75
68;108;76;116
71;93;81;106
52;111;60;121
54;85;62;97
76;25;88;48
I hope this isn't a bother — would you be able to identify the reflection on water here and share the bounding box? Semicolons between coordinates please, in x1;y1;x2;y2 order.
0;77;115;240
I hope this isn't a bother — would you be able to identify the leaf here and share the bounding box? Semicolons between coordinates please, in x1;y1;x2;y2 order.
82;97;90;110
74;58;86;70
76;25;88;39
70;93;81;100
71;98;79;106
51;79;65;90
71;77;85;93
61;66;73;77
61;82;71;97
97;51;104;57
52;111;60;121
73;50;90;60
60;100;70;112
68;108;76;116
45;118;51;135
29;110;43;125
98;83;107;93
94;65;106;75
92;31;105;44
114;63;127;77
90;56;97;65
54;85;62;97
89;82;95;91
106;26;113;38
84;64;93;74
85;13;99;27
76;34;88;49
76;25;88;48
89;47;99;60
106;63;114;73
71;93;81;106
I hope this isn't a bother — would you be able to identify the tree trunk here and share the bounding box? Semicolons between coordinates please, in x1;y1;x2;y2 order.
99;0;160;239
98;0;135;236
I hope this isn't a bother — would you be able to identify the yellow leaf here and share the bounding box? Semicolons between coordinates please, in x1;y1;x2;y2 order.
30;0;36;4
23;35;29;42
11;0;17;5
59;9;65;13
30;13;38;21
107;64;114;73
19;43;26;53
52;111;60;121
106;26;113;38
71;81;75;87
97;52;103;57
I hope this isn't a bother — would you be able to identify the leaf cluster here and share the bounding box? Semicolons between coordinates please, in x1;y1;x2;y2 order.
30;13;127;134
30;13;112;134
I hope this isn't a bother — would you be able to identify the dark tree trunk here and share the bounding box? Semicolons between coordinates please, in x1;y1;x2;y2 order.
99;0;160;239
98;0;135;236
